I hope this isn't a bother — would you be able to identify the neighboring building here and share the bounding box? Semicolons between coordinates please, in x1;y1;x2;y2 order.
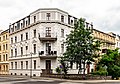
93;29;116;71
108;32;120;49
93;29;115;54
0;29;9;75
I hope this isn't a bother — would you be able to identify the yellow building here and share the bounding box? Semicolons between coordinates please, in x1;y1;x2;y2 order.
92;29;115;71
0;29;9;75
93;29;115;53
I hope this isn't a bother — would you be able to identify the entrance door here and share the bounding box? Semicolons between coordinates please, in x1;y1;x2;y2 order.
87;64;90;74
46;60;51;70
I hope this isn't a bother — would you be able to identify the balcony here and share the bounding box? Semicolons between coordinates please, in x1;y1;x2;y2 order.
39;51;57;58
38;33;57;42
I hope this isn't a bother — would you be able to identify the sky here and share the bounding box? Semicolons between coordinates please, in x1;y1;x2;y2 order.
0;0;120;34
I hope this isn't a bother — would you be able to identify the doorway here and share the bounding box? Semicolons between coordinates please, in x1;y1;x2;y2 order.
46;60;51;70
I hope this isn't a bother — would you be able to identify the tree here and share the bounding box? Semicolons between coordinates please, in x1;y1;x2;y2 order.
98;48;120;79
62;18;100;75
59;57;69;78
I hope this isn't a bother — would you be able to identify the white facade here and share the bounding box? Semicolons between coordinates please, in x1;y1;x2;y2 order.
9;8;93;76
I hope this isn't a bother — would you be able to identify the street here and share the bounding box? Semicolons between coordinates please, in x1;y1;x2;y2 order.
0;76;120;84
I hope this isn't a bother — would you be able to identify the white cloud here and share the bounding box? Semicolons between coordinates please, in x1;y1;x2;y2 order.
0;0;120;34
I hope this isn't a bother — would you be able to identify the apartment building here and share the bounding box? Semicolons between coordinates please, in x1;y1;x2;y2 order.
108;32;120;49
0;29;9;75
93;29;115;54
9;8;77;76
9;8;99;76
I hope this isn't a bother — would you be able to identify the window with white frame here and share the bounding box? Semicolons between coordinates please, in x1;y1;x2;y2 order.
61;15;64;22
61;29;64;37
61;44;64;54
11;62;13;69
15;62;17;69
46;13;50;20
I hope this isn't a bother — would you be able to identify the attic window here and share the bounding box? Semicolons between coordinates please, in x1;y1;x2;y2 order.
46;13;50;20
61;15;64;22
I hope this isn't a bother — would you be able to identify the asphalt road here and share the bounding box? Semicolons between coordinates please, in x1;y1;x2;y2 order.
0;76;120;84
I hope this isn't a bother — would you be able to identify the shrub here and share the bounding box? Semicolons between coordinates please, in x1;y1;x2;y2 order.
55;67;62;74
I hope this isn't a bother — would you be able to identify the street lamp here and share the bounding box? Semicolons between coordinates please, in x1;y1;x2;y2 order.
30;52;32;78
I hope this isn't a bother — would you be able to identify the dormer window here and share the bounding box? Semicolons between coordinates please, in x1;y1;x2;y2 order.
15;26;17;30
46;13;50;20
23;20;25;27
34;16;36;23
21;23;23;28
71;20;73;25
26;21;28;26
61;15;64;22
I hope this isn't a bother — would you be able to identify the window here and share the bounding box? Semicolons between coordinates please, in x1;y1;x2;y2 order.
34;60;36;69
0;55;1;61
3;45;5;50
26;46;28;50
46;27;51;37
15;36;17;43
6;34;7;40
3;55;5;61
0;45;1;51
33;44;36;54
11;38;13;44
46;13;50;20
21;47;23;55
26;32;28;40
21;61;23;69
46;43;51;55
11;62;13;69
0;65;1;71
34;16;36;23
33;29;36;38
26;21;28;26
71;20;73;25
15;48;17;57
23;20;25;27
21;34;23;41
3;65;5;71
15;62;17;69
17;22;20;30
6;54;8;61
6;65;8;71
21;23;23;28
61;15;64;22
11;49;13;57
26;61;28;69
61;44;64;53
61;29;64;37
28;16;30;25
3;36;5;41
6;44;8;50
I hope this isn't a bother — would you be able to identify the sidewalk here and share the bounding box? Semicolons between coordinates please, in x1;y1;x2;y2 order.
1;75;120;83
30;76;120;83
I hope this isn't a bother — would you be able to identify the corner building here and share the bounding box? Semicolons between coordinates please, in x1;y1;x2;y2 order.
0;29;9;75
9;8;94;76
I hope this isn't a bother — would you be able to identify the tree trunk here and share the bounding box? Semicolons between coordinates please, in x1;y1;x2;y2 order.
78;60;82;74
83;60;86;79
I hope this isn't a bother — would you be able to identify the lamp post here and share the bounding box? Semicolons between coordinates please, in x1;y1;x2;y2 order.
30;52;32;78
